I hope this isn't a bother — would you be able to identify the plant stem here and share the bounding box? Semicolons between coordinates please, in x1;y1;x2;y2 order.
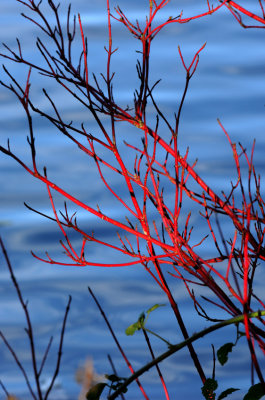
109;310;265;400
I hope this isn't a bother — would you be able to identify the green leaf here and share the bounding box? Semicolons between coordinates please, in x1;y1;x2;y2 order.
201;378;218;400
125;312;145;335
105;374;118;382
217;342;234;366
125;305;165;336
105;374;125;383
243;383;265;400
125;321;141;335
146;303;165;316
86;382;107;400
218;388;240;399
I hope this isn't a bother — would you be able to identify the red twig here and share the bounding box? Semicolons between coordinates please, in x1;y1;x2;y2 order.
88;287;149;399
142;329;170;400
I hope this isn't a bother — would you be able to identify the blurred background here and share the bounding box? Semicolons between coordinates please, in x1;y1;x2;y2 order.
0;1;265;399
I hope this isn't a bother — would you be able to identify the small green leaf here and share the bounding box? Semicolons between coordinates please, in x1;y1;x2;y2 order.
105;374;118;382
201;378;218;400
125;312;145;335
217;342;234;366
126;305;165;336
105;374;125;383
146;303;165;316
86;382;107;400
125;321;141;335
243;383;265;400
218;388;240;399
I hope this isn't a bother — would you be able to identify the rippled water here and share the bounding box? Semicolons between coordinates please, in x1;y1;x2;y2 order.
0;1;265;399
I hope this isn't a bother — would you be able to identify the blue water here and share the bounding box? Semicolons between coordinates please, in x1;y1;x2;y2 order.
0;1;265;399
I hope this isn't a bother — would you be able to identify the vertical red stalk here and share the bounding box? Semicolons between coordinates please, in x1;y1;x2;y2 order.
142;329;170;400
88;288;149;400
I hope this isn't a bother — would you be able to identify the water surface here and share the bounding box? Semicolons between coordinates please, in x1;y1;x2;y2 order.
0;1;265;399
